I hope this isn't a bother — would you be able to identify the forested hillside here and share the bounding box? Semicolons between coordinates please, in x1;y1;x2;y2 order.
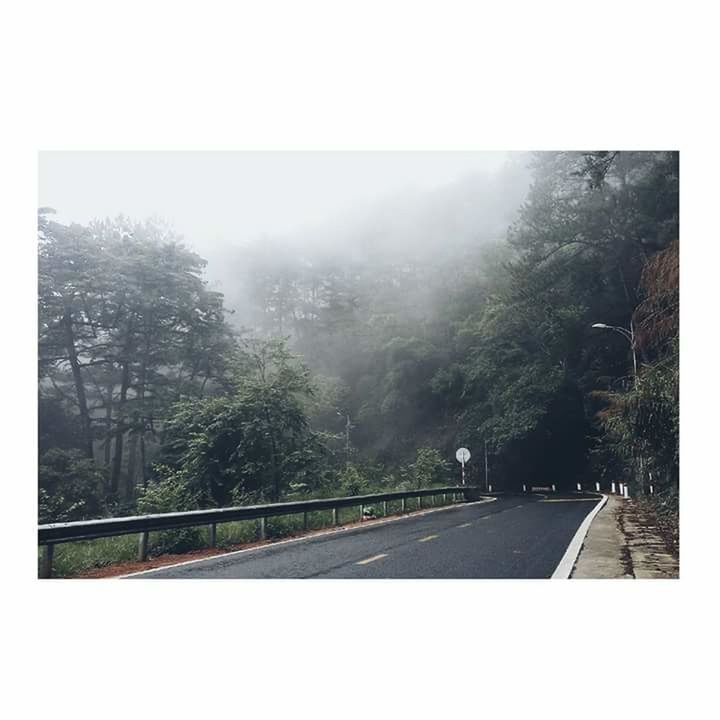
38;151;679;549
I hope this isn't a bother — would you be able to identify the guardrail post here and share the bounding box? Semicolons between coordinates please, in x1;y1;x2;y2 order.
138;531;149;562
208;523;217;547
383;501;388;516
303;511;308;531
401;497;406;513
40;543;54;579
418;496;423;510
258;517;267;540
442;493;446;505
332;508;339;526
360;504;364;521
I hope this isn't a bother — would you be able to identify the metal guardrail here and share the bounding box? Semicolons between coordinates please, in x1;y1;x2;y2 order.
38;485;481;577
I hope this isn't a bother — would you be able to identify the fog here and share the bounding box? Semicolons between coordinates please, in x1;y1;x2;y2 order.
39;151;533;322
39;152;517;247
38;150;679;548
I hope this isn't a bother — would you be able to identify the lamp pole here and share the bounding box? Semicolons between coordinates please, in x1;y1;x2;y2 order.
591;322;638;382
592;321;642;495
336;411;352;469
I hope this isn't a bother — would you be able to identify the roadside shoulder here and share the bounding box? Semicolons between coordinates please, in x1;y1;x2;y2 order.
572;495;679;579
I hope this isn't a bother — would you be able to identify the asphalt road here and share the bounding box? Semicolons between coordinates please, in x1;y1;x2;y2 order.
129;495;601;579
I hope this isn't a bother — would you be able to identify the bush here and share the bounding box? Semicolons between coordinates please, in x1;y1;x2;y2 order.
637;491;679;556
338;464;370;496
411;448;449;488
137;467;203;555
38;448;107;523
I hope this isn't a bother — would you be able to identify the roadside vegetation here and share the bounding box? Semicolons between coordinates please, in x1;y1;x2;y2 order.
38;151;679;572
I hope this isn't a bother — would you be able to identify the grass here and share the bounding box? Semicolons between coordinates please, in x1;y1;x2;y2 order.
45;534;139;578
40;491;460;577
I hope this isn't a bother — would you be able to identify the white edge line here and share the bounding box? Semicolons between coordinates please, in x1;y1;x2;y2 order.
117;496;498;578
551;494;608;579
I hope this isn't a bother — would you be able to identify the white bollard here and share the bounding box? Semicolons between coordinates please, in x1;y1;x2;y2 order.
522;484;527;493
551;484;556;493
649;485;654;495
138;531;149;562
488;484;493;493
611;482;616;494
595;482;600;492
576;482;581;492
623;485;630;499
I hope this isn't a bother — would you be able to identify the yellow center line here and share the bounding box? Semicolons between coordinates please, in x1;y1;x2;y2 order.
356;553;388;565
418;534;439;542
457;522;472;528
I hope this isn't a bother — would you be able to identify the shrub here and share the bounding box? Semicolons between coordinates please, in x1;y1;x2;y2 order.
136;467;203;555
411;448;449;488
38;448;107;523
338;464;370;496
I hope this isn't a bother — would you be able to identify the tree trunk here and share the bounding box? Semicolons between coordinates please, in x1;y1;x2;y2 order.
126;418;139;502
110;360;131;495
103;381;113;466
63;309;94;459
140;432;147;489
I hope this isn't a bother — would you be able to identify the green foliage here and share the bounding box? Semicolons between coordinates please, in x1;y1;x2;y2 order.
38;448;107;523
136;467;203;554
411;448;449;488
337;464;370;496
44;534;140;577
593;239;679;494
38;152;679;547
38;211;234;502
159;338;326;506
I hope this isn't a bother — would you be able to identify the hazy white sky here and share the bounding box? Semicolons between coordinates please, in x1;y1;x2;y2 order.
39;152;513;253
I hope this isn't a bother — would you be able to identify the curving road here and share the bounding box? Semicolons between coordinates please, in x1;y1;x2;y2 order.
127;495;601;579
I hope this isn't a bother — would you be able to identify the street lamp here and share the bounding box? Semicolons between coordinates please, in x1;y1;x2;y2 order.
336;411;352;469
591;322;638;380
591;321;641;498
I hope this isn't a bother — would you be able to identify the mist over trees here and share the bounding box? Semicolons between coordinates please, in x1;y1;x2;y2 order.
38;152;679;543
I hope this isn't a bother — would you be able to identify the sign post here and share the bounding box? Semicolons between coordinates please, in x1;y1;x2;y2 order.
455;447;471;486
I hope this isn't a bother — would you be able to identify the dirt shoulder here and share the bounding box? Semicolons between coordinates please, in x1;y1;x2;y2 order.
572;495;679;579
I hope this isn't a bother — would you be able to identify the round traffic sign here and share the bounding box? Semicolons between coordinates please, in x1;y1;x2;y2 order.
455;447;471;464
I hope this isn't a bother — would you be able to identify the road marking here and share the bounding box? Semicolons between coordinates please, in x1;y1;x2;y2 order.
552;495;607;579
541;498;598;503
118;497;498;579
457;522;472;528
418;534;439;542
356;553;388;565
